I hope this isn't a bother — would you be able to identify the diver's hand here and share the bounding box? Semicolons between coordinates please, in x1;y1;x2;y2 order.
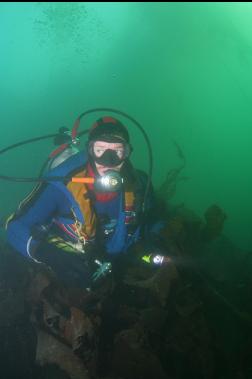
30;239;89;271
66;240;86;254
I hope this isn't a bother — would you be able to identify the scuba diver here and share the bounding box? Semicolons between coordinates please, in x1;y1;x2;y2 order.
3;112;174;365
6;115;168;289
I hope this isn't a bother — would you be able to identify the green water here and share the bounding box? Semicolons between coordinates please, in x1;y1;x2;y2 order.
1;2;252;250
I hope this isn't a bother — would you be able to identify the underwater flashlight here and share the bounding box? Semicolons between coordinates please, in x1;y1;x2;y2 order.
71;170;123;192
142;253;172;266
95;170;123;192
152;255;164;265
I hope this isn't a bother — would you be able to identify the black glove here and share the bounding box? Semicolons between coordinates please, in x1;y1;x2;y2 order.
33;242;93;288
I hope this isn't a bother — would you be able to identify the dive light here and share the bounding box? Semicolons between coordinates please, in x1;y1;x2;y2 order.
71;170;123;192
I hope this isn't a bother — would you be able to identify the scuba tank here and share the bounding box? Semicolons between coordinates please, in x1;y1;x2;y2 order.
42;127;80;174
46;145;79;170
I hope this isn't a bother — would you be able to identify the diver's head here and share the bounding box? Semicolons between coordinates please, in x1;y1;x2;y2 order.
88;116;132;176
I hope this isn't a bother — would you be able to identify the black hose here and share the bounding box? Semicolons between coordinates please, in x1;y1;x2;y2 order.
0;134;57;155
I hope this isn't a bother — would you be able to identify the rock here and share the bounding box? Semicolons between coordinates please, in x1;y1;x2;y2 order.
36;329;90;379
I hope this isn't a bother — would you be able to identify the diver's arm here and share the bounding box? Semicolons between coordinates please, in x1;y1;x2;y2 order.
6;184;66;258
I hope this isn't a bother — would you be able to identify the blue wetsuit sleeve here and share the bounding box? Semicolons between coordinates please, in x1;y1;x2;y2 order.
6;184;66;258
